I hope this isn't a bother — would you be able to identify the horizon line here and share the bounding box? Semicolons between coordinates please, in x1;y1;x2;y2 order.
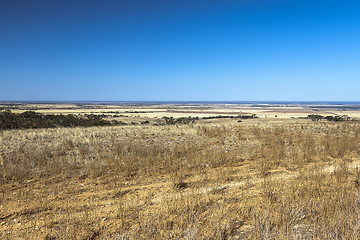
1;100;360;104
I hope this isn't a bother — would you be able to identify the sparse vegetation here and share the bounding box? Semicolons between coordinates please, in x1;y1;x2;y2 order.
1;118;360;239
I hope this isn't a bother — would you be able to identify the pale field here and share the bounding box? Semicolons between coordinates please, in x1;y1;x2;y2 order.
1;113;360;239
328;111;360;118
4;102;359;119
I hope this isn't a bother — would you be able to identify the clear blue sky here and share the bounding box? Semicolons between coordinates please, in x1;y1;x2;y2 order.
1;0;360;101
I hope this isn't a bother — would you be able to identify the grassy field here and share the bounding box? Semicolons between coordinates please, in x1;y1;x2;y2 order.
1;115;360;239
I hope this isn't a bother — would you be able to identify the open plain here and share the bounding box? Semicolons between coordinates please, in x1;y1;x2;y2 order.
1;102;360;239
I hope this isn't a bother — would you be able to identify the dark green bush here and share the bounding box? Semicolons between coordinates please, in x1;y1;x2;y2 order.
0;110;124;130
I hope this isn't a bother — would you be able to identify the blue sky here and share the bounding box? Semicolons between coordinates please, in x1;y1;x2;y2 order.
1;0;360;101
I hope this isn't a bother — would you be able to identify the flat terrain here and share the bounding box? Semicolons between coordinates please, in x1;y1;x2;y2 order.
1;103;360;239
2;102;360;120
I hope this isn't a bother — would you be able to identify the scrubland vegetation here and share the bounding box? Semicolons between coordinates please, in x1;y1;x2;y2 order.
0;110;123;129
307;114;352;122
1;118;360;239
0;110;258;130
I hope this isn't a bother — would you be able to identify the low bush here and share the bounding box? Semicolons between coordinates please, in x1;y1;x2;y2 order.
0;110;123;130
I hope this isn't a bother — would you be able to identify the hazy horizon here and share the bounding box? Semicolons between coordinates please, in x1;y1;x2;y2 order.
2;100;360;106
2;0;360;101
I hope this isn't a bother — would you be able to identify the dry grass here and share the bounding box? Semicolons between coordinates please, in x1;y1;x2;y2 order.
1;119;360;239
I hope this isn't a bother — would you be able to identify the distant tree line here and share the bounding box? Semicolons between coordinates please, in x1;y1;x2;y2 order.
0;110;126;130
0;110;261;129
162;116;199;125
307;114;353;122
162;114;258;125
202;114;258;120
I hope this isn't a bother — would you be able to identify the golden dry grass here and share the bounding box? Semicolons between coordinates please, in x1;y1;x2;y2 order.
1;118;360;239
